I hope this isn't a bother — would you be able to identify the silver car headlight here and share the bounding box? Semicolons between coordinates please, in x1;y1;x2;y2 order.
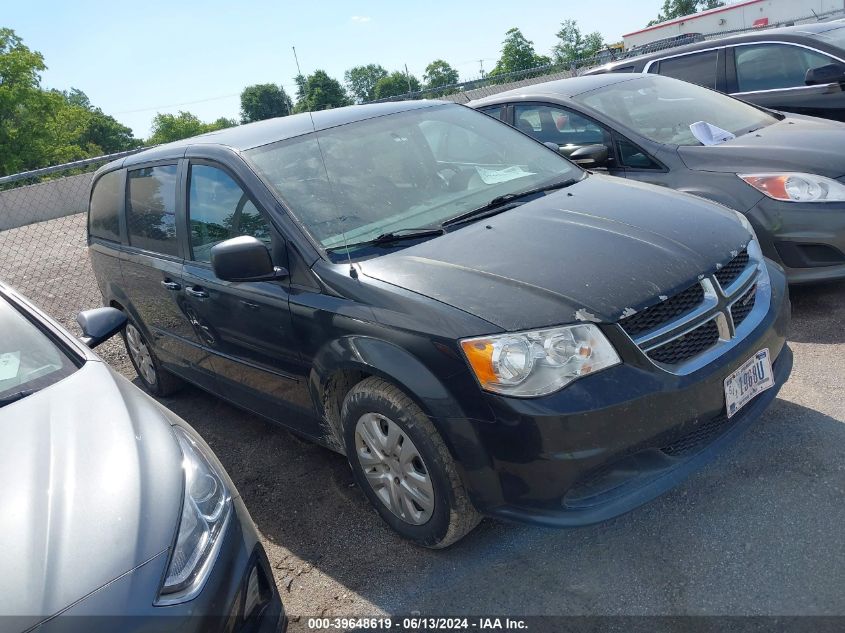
738;173;845;202
460;324;621;397
155;426;232;605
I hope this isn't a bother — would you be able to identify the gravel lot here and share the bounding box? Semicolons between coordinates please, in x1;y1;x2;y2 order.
2;213;844;626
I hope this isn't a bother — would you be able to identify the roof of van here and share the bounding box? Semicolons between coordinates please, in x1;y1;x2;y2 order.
101;100;449;173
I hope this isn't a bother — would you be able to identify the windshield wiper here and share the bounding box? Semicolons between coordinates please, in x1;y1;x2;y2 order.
442;177;580;228
326;226;446;253
0;388;38;407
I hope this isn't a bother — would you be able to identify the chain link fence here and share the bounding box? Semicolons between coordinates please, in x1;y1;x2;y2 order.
0;150;142;366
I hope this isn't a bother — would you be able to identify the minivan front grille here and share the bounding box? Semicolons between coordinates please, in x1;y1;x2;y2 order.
714;249;749;289
730;284;757;327
646;320;719;365
620;241;764;373
620;283;704;338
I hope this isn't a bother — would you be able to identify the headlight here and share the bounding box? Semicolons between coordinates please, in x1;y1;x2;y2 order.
738;173;845;202
155;426;232;605
460;324;620;397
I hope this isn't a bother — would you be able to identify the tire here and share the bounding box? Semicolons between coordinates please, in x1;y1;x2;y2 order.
341;377;480;548
123;319;182;397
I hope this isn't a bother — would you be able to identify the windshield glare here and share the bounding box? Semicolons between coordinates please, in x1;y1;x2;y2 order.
245;105;580;250
0;297;77;403
574;75;778;145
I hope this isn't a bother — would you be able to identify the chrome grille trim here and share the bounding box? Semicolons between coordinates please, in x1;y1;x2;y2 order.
621;241;770;375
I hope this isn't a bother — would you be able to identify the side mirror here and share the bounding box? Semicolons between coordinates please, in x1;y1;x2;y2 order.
211;236;288;283
569;144;609;168
77;307;127;348
805;63;845;86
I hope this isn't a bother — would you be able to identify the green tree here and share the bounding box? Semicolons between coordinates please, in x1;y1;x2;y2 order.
552;20;605;65
423;60;460;92
147;111;236;145
344;64;388;102
294;70;353;112
648;0;724;26
373;71;421;100
489;28;551;78
239;83;292;123
0;28;54;175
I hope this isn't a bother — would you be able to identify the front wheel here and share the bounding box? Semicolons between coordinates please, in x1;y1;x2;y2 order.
341;377;480;548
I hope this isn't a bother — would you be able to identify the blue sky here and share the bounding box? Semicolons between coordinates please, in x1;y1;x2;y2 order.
5;1;660;138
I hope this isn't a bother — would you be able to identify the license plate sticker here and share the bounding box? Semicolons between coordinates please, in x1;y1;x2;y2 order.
724;348;774;418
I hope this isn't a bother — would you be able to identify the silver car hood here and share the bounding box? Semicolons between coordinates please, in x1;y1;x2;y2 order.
0;361;183;622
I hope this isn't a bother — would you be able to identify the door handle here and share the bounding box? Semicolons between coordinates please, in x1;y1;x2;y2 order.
185;286;209;298
240;300;260;310
161;280;181;291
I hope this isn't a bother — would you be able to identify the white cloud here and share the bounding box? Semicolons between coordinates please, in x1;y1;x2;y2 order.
350;15;372;23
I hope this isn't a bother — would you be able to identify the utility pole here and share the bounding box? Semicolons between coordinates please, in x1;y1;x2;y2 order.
478;59;486;78
404;64;413;94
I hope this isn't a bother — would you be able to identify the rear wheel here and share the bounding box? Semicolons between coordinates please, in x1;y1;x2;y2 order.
342;377;480;548
123;321;182;397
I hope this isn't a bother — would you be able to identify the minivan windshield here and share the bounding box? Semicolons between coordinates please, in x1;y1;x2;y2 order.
574;75;778;145
0;296;77;406
245;104;580;251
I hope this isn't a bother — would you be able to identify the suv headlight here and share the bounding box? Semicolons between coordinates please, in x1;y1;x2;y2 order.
155;426;232;605
460;324;620;397
738;173;845;202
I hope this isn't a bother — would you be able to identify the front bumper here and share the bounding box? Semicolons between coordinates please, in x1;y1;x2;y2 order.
450;263;792;527
41;496;285;633
747;196;845;284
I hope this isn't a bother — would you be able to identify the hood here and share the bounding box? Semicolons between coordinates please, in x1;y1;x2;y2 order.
0;362;183;624
678;115;845;178
360;175;750;331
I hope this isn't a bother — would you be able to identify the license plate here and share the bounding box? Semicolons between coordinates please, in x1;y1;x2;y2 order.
724;349;774;418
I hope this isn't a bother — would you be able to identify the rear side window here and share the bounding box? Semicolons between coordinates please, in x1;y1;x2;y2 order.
188;164;271;263
89;170;121;242
656;50;718;88
126;165;179;256
734;43;837;92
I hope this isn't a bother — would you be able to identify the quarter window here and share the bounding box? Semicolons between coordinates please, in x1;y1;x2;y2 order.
734;43;837;92
477;105;505;121
188;164;271;263
656;50;719;88
126;165;179;256
617;139;660;170
89;170;122;241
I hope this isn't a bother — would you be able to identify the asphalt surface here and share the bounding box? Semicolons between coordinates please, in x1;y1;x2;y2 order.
120;280;845;624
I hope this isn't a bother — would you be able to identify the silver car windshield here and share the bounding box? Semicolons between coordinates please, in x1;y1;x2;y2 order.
244;104;580;249
0;297;77;404
574;75;778;146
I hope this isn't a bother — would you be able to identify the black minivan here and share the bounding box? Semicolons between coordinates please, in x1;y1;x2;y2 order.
88;101;792;547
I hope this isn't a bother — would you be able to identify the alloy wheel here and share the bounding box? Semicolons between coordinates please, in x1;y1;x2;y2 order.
126;323;157;386
354;412;435;525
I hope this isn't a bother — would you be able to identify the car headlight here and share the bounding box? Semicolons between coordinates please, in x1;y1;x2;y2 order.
460;324;620;397
738;173;845;202
155;426;232;605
